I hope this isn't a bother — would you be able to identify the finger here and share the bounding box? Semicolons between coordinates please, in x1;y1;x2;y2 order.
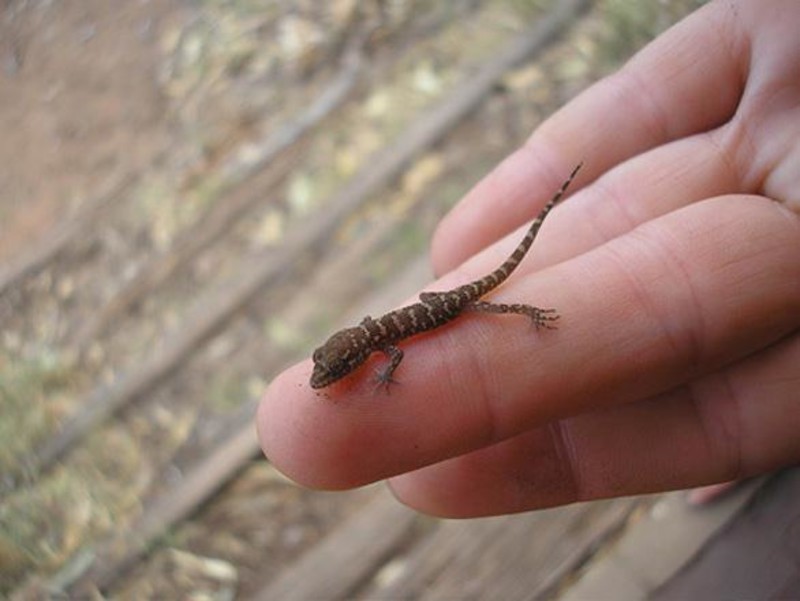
686;482;740;506
727;0;800;209
432;0;745;272
447;130;742;278
389;333;800;517
257;196;800;489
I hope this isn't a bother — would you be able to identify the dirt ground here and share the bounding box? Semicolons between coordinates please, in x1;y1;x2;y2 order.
0;0;176;260
0;1;705;596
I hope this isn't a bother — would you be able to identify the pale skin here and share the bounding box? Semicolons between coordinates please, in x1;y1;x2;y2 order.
257;0;800;517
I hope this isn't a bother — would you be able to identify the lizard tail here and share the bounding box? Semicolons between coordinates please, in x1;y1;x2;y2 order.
459;162;582;298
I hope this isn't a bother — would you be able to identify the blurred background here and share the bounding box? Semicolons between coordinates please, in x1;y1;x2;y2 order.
0;0;711;597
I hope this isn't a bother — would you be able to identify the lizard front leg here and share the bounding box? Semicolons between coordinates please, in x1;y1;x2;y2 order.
375;345;403;390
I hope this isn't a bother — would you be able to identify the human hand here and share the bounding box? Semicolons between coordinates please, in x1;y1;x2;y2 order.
257;0;800;517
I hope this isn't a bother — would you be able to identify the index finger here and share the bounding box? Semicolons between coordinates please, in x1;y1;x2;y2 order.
257;196;800;489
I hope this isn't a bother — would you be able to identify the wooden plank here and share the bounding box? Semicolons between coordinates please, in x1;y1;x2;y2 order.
653;469;800;599
252;489;419;601
562;479;765;599
366;498;639;600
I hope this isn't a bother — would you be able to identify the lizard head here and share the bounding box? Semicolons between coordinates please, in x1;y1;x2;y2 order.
310;326;370;389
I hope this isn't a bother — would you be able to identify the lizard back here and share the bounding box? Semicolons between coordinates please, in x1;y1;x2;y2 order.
309;162;582;389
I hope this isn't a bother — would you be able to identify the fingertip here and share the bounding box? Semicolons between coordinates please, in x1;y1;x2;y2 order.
256;362;354;490
257;360;423;491
257;364;308;483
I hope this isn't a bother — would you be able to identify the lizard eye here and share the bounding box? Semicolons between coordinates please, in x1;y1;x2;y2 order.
312;348;323;363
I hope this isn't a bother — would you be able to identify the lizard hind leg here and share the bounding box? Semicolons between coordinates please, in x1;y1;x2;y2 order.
466;300;559;329
374;345;404;392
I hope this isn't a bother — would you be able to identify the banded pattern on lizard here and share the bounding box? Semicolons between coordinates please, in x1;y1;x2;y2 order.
310;163;582;389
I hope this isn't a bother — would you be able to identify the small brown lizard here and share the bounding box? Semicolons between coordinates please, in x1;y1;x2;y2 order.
310;162;582;390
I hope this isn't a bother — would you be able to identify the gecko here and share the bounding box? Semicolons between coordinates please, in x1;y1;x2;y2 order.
310;162;582;390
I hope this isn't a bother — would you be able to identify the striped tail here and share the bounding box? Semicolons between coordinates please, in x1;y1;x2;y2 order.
459;162;582;298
